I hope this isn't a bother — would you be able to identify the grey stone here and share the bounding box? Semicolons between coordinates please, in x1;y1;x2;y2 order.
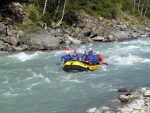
118;88;132;92
144;90;150;97
118;95;130;103
92;36;104;41
82;28;91;37
120;107;133;112
87;107;97;113
26;30;61;50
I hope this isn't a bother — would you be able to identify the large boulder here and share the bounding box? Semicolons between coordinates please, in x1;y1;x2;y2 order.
118;88;132;92
26;30;61;50
0;23;7;37
65;34;81;45
92;36;104;41
0;36;18;46
144;90;150;97
4;43;12;51
50;28;64;37
0;40;5;50
82;28;91;37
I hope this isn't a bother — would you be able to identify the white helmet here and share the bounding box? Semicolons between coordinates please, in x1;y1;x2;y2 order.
66;51;70;54
89;48;92;50
79;51;82;53
96;51;100;54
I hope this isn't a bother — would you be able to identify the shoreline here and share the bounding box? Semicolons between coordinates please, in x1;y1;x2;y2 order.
0;7;150;52
87;87;150;113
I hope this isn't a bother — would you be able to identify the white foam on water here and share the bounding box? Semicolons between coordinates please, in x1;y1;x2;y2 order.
107;53;150;66
32;72;44;78
80;45;86;49
45;78;51;83
140;47;150;53
61;75;85;83
122;39;150;46
91;83;105;88
108;88;117;92
8;52;39;62
2;91;19;97
64;87;73;93
1;80;8;84
100;65;109;72
52;51;64;57
26;82;41;90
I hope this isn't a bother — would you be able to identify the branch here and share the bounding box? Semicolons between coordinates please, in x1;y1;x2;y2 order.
144;0;150;17
42;0;47;15
138;0;141;11
133;0;136;12
55;0;68;28
141;0;147;15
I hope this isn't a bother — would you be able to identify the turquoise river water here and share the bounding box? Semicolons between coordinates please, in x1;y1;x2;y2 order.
0;37;150;113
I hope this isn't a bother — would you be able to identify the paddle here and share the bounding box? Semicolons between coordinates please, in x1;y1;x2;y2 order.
101;61;108;65
62;47;71;51
56;62;61;65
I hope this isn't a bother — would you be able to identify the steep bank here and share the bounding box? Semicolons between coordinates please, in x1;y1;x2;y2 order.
0;2;150;52
87;87;150;113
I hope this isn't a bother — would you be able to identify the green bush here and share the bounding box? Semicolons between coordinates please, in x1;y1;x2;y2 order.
27;4;38;22
41;12;53;27
28;10;38;22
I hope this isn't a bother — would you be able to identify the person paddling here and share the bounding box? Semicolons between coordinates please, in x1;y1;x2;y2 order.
96;51;103;64
88;48;93;56
61;51;73;63
88;52;99;65
71;51;79;61
78;51;85;62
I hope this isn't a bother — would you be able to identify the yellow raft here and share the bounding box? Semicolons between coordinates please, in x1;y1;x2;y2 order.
62;61;100;72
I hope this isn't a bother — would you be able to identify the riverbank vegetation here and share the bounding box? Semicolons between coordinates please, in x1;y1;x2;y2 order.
0;0;150;28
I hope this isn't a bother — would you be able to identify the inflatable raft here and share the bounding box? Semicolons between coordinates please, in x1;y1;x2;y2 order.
62;61;99;72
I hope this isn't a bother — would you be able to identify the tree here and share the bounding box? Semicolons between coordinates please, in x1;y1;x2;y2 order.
144;0;150;17
42;0;47;15
55;0;68;27
133;0;136;12
141;0;147;15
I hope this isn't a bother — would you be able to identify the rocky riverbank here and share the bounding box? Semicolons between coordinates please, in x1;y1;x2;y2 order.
0;2;150;52
87;87;150;113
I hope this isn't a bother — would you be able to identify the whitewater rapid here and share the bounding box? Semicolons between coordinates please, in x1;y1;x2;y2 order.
0;38;150;113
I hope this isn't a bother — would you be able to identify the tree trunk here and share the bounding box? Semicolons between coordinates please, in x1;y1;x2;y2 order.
138;0;141;11
133;0;136;12
144;0;150;17
55;0;61;14
55;0;68;28
141;0;147;15
43;0;48;15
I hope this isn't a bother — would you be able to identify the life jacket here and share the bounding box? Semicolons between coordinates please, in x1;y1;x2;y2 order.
74;50;77;55
73;54;78;60
85;55;88;61
66;55;71;61
97;55;103;62
78;54;83;61
88;51;93;56
78;54;82;58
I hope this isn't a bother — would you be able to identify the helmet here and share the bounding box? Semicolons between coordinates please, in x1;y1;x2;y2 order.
96;51;100;54
89;48;92;50
66;51;70;54
79;51;82;53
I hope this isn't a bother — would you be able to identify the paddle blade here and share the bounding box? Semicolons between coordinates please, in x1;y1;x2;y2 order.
62;47;71;51
56;62;61;65
102;62;108;65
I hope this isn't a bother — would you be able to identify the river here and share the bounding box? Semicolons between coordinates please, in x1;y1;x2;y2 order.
0;37;150;113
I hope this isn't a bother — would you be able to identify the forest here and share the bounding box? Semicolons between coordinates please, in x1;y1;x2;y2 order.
0;0;150;27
